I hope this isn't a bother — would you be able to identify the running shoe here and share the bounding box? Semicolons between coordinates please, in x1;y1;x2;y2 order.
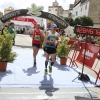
45;68;48;74
49;66;52;73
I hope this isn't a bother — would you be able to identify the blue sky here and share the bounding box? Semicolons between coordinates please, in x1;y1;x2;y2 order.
0;0;75;13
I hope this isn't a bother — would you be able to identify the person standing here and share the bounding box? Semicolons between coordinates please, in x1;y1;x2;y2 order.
8;22;16;45
1;25;8;35
30;23;44;67
44;24;59;74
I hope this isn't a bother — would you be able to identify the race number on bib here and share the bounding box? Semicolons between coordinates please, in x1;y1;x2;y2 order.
34;35;40;41
50;35;56;41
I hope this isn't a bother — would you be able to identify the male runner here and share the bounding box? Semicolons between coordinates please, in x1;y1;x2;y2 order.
44;24;59;74
30;23;44;67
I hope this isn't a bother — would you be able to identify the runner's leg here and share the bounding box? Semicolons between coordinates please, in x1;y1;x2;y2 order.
49;48;56;73
33;46;37;66
45;52;49;74
36;46;39;56
33;44;40;66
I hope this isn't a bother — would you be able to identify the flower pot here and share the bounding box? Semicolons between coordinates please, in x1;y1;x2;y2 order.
60;57;67;65
0;62;7;71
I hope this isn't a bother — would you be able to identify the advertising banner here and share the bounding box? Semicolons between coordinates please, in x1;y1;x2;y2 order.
76;43;99;68
12;16;37;28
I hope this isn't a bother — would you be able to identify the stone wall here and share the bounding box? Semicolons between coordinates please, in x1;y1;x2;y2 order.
88;0;100;26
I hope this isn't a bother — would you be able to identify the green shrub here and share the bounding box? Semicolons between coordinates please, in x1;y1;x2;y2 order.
0;28;17;62
56;36;70;58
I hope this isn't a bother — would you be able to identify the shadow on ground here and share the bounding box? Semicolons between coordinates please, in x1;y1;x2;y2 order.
0;70;13;81
75;96;99;100
39;74;59;96
54;61;70;71
22;67;40;76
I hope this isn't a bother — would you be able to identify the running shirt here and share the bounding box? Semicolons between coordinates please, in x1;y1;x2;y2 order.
45;31;58;48
32;29;41;44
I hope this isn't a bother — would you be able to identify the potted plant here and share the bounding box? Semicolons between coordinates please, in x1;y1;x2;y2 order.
0;27;17;71
57;36;71;65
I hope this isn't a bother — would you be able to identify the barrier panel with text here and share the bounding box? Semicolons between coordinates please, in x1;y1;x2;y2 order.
76;43;99;68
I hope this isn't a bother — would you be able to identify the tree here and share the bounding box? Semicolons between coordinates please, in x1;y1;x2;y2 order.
64;17;74;26
80;16;94;26
69;18;74;26
74;17;82;25
64;17;69;24
65;16;94;27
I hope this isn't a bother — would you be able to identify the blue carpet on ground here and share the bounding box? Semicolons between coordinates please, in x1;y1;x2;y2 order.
0;49;99;88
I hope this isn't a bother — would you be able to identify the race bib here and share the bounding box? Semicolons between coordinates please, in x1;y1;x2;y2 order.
50;35;56;41
34;35;40;41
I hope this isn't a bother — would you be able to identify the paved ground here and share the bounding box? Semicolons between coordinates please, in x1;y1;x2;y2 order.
0;87;100;100
0;34;100;100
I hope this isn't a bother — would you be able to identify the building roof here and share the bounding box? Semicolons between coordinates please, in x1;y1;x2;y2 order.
74;0;81;7
74;0;88;7
0;11;3;14
69;4;74;10
48;5;64;10
74;0;80;5
81;0;87;4
49;6;62;8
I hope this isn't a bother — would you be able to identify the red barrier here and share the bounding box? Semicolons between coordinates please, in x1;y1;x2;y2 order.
76;43;99;68
67;40;81;68
68;40;100;84
68;39;78;47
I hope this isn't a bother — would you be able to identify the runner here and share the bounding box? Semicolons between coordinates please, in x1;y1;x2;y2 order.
30;23;44;67
44;24;59;74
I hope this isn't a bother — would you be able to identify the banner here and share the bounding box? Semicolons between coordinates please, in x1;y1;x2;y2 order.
11;16;37;28
76;43;100;68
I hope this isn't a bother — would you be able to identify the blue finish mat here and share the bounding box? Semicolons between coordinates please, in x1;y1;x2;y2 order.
0;49;99;88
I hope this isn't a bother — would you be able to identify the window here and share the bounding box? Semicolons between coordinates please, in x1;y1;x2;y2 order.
55;9;57;11
85;5;87;10
81;8;82;12
49;9;51;11
76;11;78;16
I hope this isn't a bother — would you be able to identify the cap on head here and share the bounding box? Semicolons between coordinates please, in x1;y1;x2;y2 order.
51;24;57;28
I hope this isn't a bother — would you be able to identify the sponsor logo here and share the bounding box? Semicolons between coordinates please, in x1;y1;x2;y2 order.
1;10;20;21
48;14;67;27
27;3;44;16
82;49;94;57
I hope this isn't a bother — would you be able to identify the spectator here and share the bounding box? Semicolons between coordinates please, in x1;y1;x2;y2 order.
8;22;16;45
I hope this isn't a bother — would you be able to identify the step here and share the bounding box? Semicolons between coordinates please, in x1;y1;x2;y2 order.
0;87;99;100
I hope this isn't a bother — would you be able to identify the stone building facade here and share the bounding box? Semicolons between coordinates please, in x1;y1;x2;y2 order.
4;6;14;15
88;0;100;27
0;11;3;18
71;0;100;27
47;0;69;29
48;0;69;18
